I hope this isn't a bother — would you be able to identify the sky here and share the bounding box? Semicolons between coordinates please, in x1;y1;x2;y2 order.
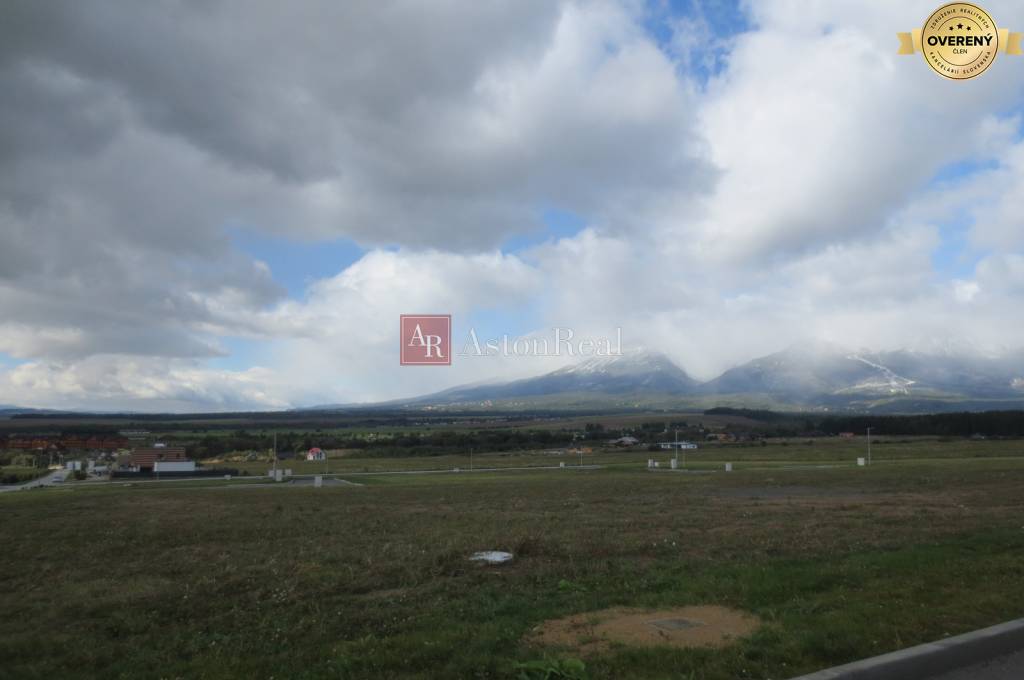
1;0;1024;412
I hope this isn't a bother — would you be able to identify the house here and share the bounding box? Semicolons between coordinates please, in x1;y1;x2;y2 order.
705;432;737;442
8;437;56;451
306;447;326;461
60;435;129;452
838;432;856;439
658;441;698;450
611;436;639;447
153;459;196;473
129;446;189;473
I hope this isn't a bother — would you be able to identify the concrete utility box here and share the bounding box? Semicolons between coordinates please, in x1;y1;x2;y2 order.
725;463;733;472
670;459;678;470
647;459;654;468
314;475;322;488
284;469;292;477
274;469;284;482
654;461;660;468
857;457;866;467
559;461;565;469
224;474;231;481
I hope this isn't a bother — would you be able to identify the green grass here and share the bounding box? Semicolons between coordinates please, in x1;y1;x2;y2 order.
0;465;49;485
1;451;1024;678
218;437;1024;476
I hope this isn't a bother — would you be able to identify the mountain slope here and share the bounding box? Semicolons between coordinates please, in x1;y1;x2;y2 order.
409;349;699;405
700;342;1024;405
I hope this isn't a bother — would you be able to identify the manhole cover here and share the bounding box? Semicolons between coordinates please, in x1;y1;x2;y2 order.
648;618;702;631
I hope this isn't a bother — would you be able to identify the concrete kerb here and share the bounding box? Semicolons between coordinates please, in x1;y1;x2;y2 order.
788;618;1024;680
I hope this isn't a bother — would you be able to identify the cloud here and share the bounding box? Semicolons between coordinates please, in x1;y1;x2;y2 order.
684;0;1024;263
2;0;1024;409
255;249;546;404
0;1;705;368
0;356;288;412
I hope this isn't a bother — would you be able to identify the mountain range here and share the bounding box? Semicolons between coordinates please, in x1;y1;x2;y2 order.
394;343;1024;413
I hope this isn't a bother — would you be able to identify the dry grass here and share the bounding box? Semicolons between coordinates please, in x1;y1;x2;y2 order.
1;452;1023;678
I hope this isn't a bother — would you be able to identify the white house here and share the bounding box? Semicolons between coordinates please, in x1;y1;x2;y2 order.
153;460;196;473
306;447;326;461
659;441;698;450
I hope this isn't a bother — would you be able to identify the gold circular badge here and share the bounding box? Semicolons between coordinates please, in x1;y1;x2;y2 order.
922;3;999;79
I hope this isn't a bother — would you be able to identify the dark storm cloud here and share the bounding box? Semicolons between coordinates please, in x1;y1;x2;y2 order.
0;0;710;365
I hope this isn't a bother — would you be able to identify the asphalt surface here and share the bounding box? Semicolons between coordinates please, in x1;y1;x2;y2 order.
929;649;1024;680
0;470;62;492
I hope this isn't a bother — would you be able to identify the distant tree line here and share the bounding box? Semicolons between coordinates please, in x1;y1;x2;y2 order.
705;408;1024;437
185;428;581;459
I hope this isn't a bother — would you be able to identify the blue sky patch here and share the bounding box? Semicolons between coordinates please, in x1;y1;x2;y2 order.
230;228;366;300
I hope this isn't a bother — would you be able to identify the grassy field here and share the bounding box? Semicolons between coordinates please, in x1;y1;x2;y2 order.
0;465;49;485
2;442;1024;678
218;437;1024;476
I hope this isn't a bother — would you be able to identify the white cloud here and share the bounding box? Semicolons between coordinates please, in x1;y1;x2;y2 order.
0;356;288;412
248;249;547;404
2;1;1024;409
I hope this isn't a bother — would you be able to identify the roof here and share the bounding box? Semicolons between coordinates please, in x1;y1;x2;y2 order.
130;447;189;465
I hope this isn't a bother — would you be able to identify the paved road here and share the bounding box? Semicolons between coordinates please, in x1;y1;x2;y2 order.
0;470;63;493
930;649;1024;680
287;477;361;487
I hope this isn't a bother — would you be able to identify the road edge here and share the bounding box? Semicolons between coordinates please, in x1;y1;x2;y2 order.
788;617;1024;679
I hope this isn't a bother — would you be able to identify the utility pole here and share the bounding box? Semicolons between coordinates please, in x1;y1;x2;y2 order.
674;428;680;467
470;447;474;472
272;432;277;476
866;427;872;466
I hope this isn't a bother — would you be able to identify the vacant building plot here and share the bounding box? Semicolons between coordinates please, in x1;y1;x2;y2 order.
1;452;1023;678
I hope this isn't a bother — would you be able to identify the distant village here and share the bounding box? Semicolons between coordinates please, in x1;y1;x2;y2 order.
0;432;209;480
